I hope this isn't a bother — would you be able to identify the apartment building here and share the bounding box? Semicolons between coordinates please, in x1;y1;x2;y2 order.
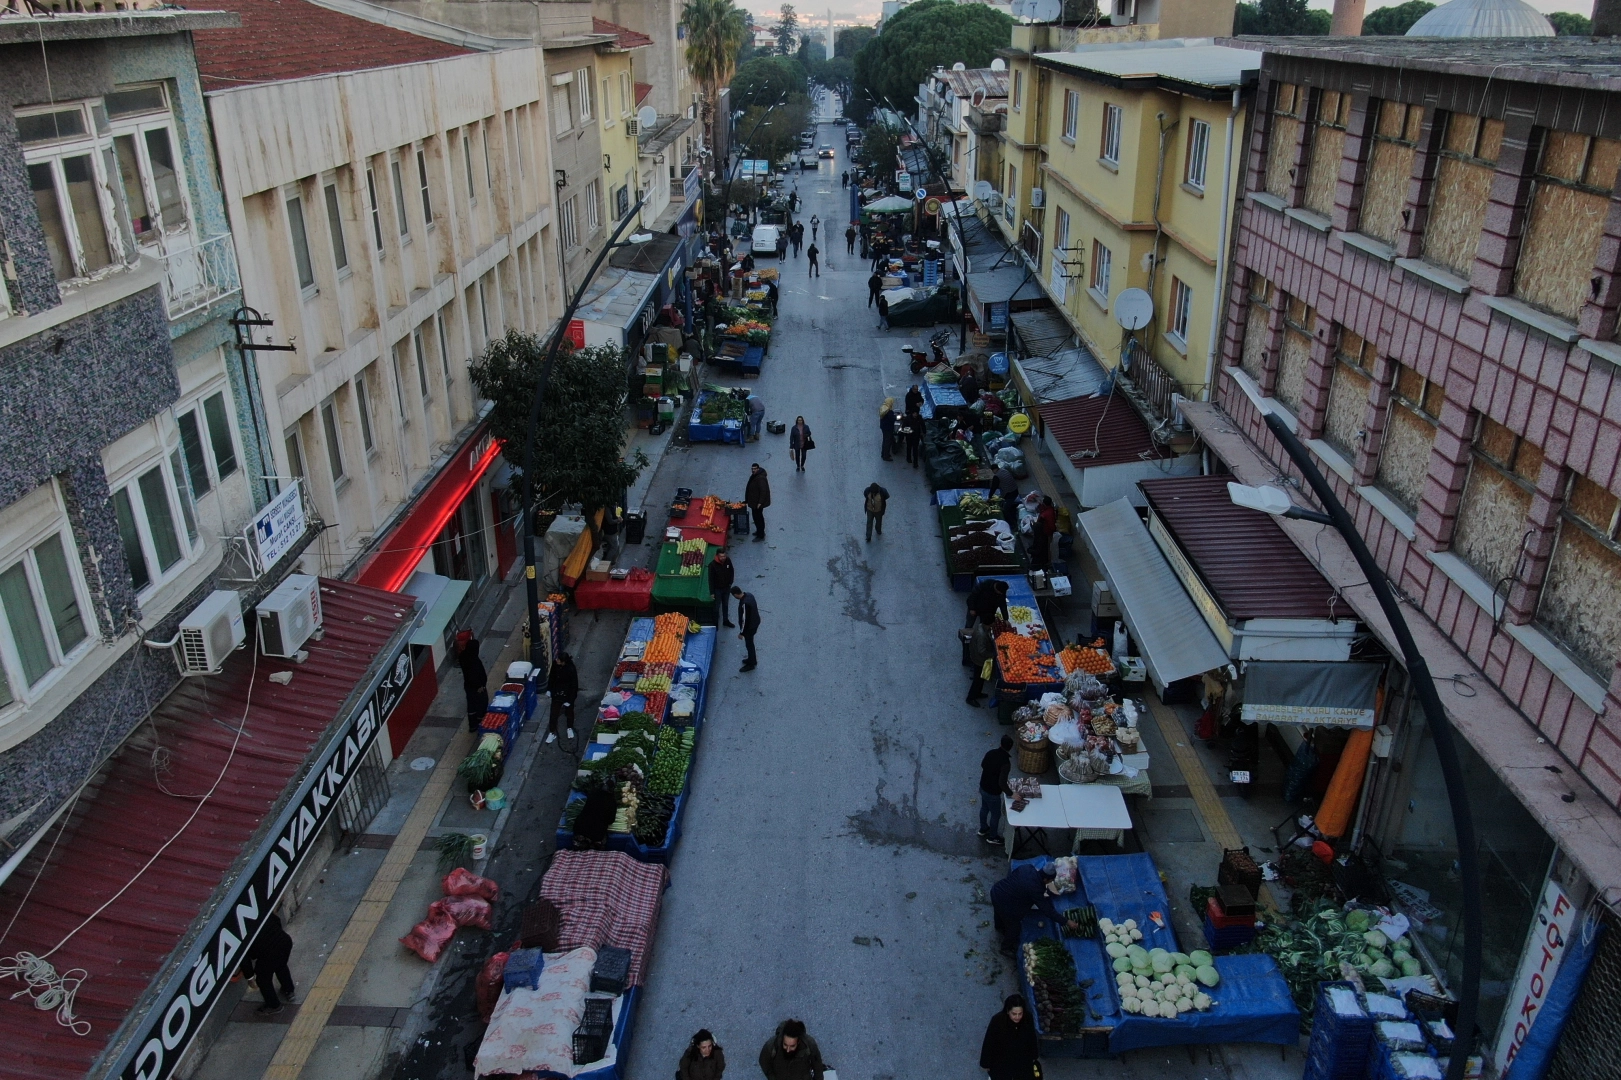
596;17;652;223
918;63;1009;194
1190;37;1621;1065
594;0;698;126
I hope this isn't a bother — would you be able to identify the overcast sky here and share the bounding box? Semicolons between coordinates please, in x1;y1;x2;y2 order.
739;0;1591;27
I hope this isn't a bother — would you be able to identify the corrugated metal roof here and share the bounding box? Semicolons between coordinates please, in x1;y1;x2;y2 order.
934;67;1009;100
0;580;414;1080
1009;310;1109;403
966;266;1046;306
1042;391;1172;469
1139;475;1348;621
1037;41;1260;91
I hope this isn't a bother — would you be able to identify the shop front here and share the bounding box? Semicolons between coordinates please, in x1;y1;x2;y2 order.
964;265;1048;344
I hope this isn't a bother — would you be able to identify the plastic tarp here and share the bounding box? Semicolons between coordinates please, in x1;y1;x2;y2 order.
1505;910;1607;1080
935;487;992;507
1107;955;1301;1053
651;542;715;606
1075;853;1180;955
1240;661;1381;728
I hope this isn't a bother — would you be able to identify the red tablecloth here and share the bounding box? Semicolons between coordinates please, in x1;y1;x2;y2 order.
574;568;654;611
666;498;730;546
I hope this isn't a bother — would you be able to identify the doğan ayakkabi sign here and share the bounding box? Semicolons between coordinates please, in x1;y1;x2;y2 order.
107;614;419;1080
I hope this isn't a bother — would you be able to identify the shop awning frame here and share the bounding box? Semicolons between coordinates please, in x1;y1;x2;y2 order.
1079;497;1230;692
1240;660;1382;728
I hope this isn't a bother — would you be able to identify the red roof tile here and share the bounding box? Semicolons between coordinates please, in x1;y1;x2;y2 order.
1042;392;1176;470
178;0;471;88
593;16;653;50
0;580;415;1080
1139;475;1349;621
635;80;653;105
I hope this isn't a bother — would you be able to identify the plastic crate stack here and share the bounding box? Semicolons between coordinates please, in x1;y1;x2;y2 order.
1204;850;1260;951
1302;982;1373;1080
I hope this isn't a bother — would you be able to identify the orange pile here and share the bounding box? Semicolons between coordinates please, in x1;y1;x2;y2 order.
643;613;690;663
701;494;721;519
1059;644;1114;676
996;632;1062;684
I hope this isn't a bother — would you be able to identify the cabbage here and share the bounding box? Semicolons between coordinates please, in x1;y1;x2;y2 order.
1106;942;1127;959
1188;949;1213;968
1175;964;1197;981
1171;952;1191;967
1400;956;1423;977
1113;956;1132;972
1364;930;1388;950
1346;909;1371;931
1370;958;1397;979
1126;944;1148;960
1195;965;1221;988
1151;954;1174;973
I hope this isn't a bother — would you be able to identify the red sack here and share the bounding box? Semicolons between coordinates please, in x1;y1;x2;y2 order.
401;906;458;962
432;895;493;930
1194;706;1218;741
442;867;500;902
476;951;509;1022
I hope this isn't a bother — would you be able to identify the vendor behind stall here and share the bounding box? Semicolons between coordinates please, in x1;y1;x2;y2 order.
965;577;1010;628
990;863;1057;955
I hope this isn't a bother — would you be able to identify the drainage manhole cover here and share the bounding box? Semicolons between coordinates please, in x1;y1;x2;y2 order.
410;756;437;771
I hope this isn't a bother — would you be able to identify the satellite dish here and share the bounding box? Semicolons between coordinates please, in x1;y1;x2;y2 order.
637;105;658;129
990;58;1006;71
973;180;993;201
1115;288;1154;331
952;61;966;71
1020;0;1062;21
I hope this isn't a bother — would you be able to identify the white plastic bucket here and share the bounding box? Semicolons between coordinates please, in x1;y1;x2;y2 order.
470;833;489;860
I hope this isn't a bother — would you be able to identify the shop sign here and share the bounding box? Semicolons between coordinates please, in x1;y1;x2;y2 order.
987;302;1008;331
116;626;419;1080
1494;879;1579;1075
896;170;912;192
249;481;306;573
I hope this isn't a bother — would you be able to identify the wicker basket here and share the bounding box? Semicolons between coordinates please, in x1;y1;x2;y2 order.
1017;736;1051;775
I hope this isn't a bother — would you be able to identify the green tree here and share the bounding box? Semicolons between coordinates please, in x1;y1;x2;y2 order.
775;3;799;55
469;334;647;530
836;25;875;56
1232;0;1330;33
738;96;812;164
856;122;901;176
1361;0;1434;32
1547;10;1591;31
730;55;808;111
682;0;749;154
851;1;1012;122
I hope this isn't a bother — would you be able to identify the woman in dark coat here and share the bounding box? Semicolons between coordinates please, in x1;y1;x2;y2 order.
677;1029;726;1080
789;416;813;472
979;994;1040;1080
456;632;488;732
546;652;579;743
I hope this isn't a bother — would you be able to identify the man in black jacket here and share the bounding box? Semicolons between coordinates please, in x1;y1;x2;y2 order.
731;586;760;672
867;271;883;308
745;463;771;540
965;577;1010;628
456;632;488;732
863;482;890;541
709;550;736;627
979;735;1014;846
547;652;579;743
242;913;296;1013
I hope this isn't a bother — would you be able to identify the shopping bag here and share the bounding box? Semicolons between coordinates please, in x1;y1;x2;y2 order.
980;659;993;680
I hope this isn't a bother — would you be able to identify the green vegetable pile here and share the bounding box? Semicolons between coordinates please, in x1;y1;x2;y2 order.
1245;901;1425;1024
699;394;748;425
647;727;694;795
574;727;657;790
633;793;675;845
957;492;1003;520
1059;906;1097;939
1023;939;1090;1035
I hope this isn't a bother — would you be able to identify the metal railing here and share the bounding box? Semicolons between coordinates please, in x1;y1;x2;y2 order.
1121;340;1186;423
158;232;241;321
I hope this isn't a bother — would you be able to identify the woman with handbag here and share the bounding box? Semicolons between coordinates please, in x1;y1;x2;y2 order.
789;416;814;472
979;994;1041;1080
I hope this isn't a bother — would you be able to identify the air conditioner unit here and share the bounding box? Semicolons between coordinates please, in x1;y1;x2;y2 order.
626;119;639;136
1029;187;1045;208
258;573;323;659
177;590;245;675
986;192;1004;209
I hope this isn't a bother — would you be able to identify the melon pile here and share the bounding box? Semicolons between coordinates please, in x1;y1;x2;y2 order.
1105;935;1221;1017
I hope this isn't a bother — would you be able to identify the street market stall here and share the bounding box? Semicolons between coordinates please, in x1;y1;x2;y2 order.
575;568;655;612
666;492;733;546
687;389;749;445
936;488;1023;590
981;574;1065;722
651;538;717;611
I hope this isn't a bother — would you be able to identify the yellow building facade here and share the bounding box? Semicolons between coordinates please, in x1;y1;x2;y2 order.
997;36;1256;403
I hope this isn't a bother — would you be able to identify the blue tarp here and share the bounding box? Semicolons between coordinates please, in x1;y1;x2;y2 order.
921;379;966;419
1075;853;1179;954
1108;955;1300;1052
1506;910;1607;1080
935;487;992;507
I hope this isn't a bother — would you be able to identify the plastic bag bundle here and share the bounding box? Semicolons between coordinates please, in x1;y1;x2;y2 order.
476;951;509;1021
432;895;494;930
442;867;500;901
1048;717;1086;747
401;905;458;962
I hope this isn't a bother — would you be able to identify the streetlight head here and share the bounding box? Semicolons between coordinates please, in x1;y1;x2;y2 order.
1226;482;1295;518
627;231;654;244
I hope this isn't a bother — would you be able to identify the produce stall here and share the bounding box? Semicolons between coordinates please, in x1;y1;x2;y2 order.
716;304;771;377
687;389;748;445
575;568;654;612
666;493;732;546
923;419;995;491
921;375;967;418
936;489;1022;591
651;538;717;610
982;575;1065;722
1014;854;1300;1057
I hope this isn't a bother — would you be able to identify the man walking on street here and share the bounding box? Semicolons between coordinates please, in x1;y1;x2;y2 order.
745;463;770;539
806;243;820;277
845;224;856;254
867;270;883;308
759;1019;824;1080
241;913;296;1014
966;621;995;706
791;221;803;256
709;549;736;627
876;293;889;330
863;481;890;541
732;586;760;672
810;214;820;241
456;632;488;732
979;735;1013;842
899;408;923;467
546;651;579;743
776;230;788;259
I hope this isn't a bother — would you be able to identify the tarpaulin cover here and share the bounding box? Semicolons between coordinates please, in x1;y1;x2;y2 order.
575;569;655;612
1107;955;1301;1053
1505;910;1606;1080
1075;853;1180;954
935;487;992;507
539;851;668;986
1240;661;1381;728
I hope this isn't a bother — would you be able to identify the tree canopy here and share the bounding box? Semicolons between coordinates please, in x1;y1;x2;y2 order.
1547;10;1591;31
835;26;875;57
1232;0;1330;34
468;334;647;521
736;96;812;164
774;3;798;54
730;55;808;112
681;0;749;150
1360;0;1433;33
851;1;1012;120
855;122;901;175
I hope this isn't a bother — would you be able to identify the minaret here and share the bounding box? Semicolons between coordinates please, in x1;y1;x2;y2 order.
827;8;835;59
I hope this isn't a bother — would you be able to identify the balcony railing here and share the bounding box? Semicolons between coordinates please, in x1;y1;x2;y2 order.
1121;340;1187;424
158;232;241;322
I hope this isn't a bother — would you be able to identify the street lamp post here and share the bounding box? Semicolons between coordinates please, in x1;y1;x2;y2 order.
1230;410;1482;1080
522;199;648;677
719;95;788;240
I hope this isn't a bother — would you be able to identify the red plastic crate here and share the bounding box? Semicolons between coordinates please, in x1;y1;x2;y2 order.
1206;895;1257;929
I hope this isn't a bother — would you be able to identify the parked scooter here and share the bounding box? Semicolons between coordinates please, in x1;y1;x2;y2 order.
1226;721;1259;796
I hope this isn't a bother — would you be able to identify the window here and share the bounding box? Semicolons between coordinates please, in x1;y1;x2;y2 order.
414;327;431;398
284;429;306;479
415;149;433;226
1062;90;1079;142
478;279;491;340
177;393;237;499
1422;113;1503;278
1453;414;1540;592
391;159;410;236
391;347;407;418
437;315;452;384
366;167;384;251
355;371;375;453
203;392;238;479
1089;239;1112;300
286;193;315;291
560;195;580;249
1305;91;1351;217
1324;329;1374;460
1185;119;1210;190
1168;278;1193;344
1360;100;1424;245
552;85;573;137
577;70;593;122
1266;82;1306;201
0;532;89;705
1374;359;1440;513
602;79;613;125
320;400;345;482
1005;164;1017;224
1539;471;1621;676
482;123;493;191
464;131;478;198
1514;131;1621;321
169;447;197;544
114;459;191;592
620;73;631;116
1049;207;1070;302
111;128;187;242
323;182;349;271
585;180;602;231
112;488;149;593
1012;70;1023;111
1100;104;1122;164
28;155;112;282
1275;296;1314;414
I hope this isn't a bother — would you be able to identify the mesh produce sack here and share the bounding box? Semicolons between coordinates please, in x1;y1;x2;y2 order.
401;906;459;962
443;867;500;901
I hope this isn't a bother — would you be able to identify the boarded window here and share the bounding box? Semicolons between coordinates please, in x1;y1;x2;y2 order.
1422;114;1503;278
1452;415;1537;588
1305;90;1351;218
1324;329;1374;458
1375;361;1441;513
1538;521;1621;678
1240;274;1273;381
1361;101;1423;244
1513;132;1621;321
1266;83;1304;201
1275;297;1313;413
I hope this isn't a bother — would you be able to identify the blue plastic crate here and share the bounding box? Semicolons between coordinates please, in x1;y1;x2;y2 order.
503;948;545;991
1202;914;1256;951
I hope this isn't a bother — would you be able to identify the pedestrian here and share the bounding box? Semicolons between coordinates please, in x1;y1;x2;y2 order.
546;651;579;744
901;408;923;468
732;586;760;672
746;393;766;441
967;625;996;709
810;214;820;241
710;549;736;627
745;463;771;539
862;481;890;541
958;366;980;407
867;271;883;308
845;225;856;255
990;862;1057;955
978;733;1012;838
789;190;799;213
758;1019;824;1080
776;231;788;259
878;397;896;461
456;631;487;732
806;243;820;278
679;1029;726;1080
789;415;814;470
904;383;924;415
1031;495;1058;570
241;913;296;1014
766;278;779;315
980;995;1041;1080
876;293;889;331
965;577;1010;628
791;221;803;256
841;169;849;187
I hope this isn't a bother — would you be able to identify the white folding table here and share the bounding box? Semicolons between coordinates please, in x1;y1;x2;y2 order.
1002;782;1133;855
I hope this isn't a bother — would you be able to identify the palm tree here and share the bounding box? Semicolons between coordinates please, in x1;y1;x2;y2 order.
682;0;748;160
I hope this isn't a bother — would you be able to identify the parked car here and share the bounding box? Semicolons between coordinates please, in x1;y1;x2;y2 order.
751;224;781;255
818;144;835;158
799;131;815;147
797;149;818;170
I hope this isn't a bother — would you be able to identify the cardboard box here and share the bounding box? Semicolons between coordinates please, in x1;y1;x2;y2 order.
585;558;612;582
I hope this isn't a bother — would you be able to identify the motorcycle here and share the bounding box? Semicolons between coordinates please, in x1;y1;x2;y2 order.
1226;720;1259;796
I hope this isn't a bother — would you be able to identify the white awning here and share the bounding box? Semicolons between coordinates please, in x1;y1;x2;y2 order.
1079;498;1229;692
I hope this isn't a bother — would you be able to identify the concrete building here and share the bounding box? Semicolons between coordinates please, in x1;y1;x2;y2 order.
1192;37;1621;1064
594;0;697;124
917;64;1009;194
